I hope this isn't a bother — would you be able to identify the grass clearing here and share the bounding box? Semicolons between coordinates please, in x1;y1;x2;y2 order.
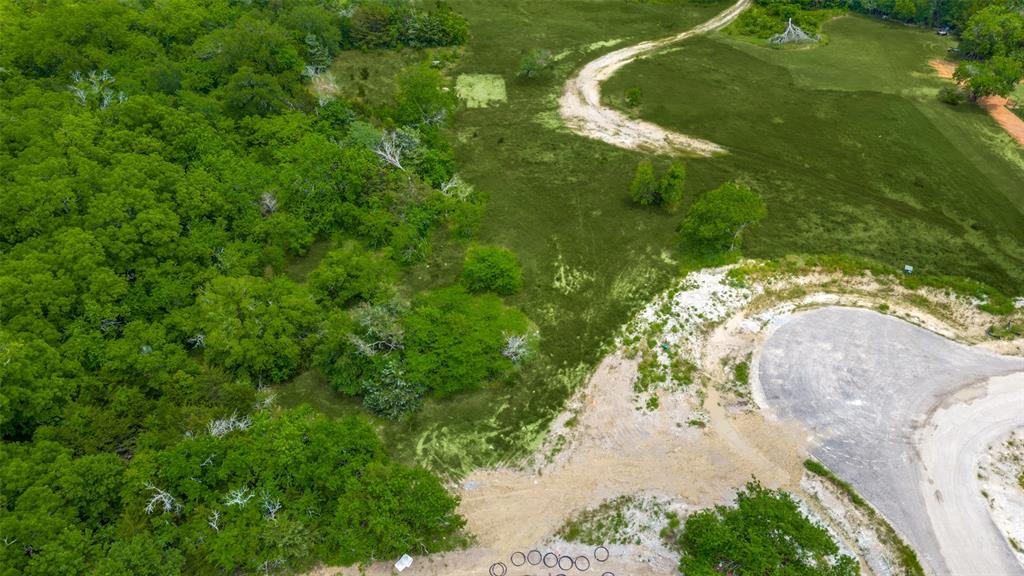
605;14;1024;292
455;74;508;107
327;47;453;109
284;4;1023;478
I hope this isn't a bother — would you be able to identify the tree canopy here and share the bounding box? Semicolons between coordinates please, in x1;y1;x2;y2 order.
460;245;524;296
677;481;858;576
0;0;479;572
680;182;767;253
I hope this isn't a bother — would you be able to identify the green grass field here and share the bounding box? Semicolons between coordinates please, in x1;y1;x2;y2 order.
374;0;739;475
282;4;1024;477
605;15;1024;291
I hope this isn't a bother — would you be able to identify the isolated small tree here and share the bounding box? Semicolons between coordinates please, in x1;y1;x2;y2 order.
518;48;553;79
460;245;523;296
659;162;687;212
629;160;660;206
681;182;766;252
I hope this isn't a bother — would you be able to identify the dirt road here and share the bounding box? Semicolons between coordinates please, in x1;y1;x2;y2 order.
756;306;1024;575
559;0;750;156
919;373;1024;576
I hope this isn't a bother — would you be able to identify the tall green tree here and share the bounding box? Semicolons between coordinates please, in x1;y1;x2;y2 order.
955;56;1024;99
680;182;767;253
659;162;688;212
629;160;660;206
192;276;319;383
403;288;530;397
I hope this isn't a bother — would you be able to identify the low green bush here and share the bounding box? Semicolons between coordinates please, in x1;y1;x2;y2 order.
938;85;966;105
460;245;524;295
403;288;530;396
308;241;396;307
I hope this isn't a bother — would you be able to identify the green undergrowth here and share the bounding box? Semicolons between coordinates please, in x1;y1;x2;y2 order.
804;460;925;576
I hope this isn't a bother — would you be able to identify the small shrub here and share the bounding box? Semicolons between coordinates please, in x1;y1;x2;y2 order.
938;85;965;105
733;360;750;386
361;361;425;419
518;48;553;79
659;162;687;211
625;86;643;107
645;394;660;410
459;245;523;295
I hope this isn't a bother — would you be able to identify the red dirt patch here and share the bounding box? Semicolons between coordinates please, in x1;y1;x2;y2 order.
930;59;1024;147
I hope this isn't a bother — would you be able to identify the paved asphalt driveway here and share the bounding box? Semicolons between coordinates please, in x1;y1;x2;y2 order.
757;306;1024;576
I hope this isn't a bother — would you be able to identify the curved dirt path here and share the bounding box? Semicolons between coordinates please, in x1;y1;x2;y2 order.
559;0;750;156
918;373;1024;576
756;307;1024;575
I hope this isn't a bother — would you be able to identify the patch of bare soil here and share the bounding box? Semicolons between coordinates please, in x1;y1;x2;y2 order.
558;0;750;156
931;58;1024;147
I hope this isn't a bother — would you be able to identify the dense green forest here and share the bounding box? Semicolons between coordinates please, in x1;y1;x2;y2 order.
0;0;524;573
2;0;1021;573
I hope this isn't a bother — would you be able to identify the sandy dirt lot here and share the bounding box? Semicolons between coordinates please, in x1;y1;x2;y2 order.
559;0;750;156
320;352;806;576
756;306;1024;575
977;429;1024;567
313;269;1023;576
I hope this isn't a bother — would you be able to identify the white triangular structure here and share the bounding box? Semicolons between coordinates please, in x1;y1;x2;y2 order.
770;18;820;44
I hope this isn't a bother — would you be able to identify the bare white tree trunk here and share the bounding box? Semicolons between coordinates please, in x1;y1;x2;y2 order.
208;510;221;532
373;131;406;171
261;491;282;521
144;483;182;515
501;333;530;364
224;487;253;507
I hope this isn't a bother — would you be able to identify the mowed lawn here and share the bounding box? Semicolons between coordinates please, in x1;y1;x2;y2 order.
605;14;1024;291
